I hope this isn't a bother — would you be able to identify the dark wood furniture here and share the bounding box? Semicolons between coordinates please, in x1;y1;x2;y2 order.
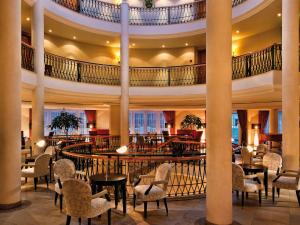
90;173;127;214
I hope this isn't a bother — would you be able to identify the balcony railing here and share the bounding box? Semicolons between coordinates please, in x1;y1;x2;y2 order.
21;43;287;87
52;0;247;25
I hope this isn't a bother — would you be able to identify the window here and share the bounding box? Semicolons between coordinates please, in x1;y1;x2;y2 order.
232;112;239;144
146;112;156;133
278;111;282;133
134;112;144;134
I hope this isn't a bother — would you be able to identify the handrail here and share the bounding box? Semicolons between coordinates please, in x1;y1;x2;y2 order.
52;0;247;25
21;43;286;87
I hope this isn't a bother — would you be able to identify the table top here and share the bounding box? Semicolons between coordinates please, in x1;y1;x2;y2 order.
90;173;127;183
240;164;267;171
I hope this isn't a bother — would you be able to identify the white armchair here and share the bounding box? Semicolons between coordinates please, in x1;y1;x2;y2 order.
133;163;172;218
63;179;113;225
21;154;51;191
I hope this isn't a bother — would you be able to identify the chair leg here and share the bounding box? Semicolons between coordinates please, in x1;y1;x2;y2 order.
163;198;168;216
272;187;275;204
34;177;38;191
277;188;280;198
133;193;136;210
45;175;48;189
296;190;300;207
54;192;58;205
144;202;147;218
236;191;239;198
88;218;91;225
25;177;27;183
241;192;245;207
78;218;81;224
60;195;63;212
258;190;262;206
156;200;160;209
246;192;249;199
108;209;111;225
66;215;71;225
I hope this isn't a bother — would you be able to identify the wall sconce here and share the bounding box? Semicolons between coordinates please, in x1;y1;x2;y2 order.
232;44;238;57
251;124;261;130
87;122;96;129
36;139;46;148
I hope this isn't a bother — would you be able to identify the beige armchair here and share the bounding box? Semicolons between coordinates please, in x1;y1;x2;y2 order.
240;147;252;164
53;159;87;211
232;163;263;206
272;170;300;206
21;154;51;191
133;163;172;218
63;179;113;225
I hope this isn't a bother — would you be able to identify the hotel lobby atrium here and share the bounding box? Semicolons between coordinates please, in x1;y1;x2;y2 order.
1;0;300;224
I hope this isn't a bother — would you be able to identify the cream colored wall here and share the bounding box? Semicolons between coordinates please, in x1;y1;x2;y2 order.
233;27;281;56
175;110;205;132
21;107;30;138
96;110;110;129
247;109;258;145
102;0;194;7
44;34;195;67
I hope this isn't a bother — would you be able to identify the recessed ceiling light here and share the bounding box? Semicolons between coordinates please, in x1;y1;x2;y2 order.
162;44;165;48
106;40;110;44
26;17;30;21
132;43;136;47
236;30;240;34
48;29;52;33
277;13;282;17
73;36;77;40
185;43;189;46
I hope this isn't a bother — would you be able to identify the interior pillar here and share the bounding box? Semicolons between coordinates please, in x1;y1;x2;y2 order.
282;0;299;170
269;109;278;134
31;0;45;155
110;105;121;136
0;0;22;209
206;0;232;224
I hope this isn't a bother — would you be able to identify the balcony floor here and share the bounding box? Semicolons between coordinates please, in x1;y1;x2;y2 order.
0;181;300;225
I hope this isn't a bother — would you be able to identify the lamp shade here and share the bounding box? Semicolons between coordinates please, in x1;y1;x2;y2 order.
116;145;128;154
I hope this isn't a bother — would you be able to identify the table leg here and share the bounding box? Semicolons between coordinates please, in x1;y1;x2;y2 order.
114;184;119;209
92;182;96;195
122;181;127;214
264;169;268;197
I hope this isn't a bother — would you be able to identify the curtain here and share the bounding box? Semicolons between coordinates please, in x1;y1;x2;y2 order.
84;110;96;130
163;111;175;134
259;110;269;134
237;110;248;146
29;108;32;138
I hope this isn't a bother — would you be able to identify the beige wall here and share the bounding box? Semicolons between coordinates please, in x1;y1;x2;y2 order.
247;109;259;145
44;34;196;67
21;107;30;138
96;110;110;129
233;27;281;56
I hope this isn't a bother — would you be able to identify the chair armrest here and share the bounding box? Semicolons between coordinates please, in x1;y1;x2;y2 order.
21;163;35;168
144;180;168;195
139;175;155;179
92;190;110;201
244;174;258;179
57;178;63;189
283;170;299;174
133;175;155;187
273;171;299;183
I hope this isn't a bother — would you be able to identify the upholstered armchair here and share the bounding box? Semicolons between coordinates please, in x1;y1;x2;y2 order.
133;163;172;218
232;163;263;206
63;179;113;225
53;159;87;211
257;153;282;188
21;154;51;190
240;147;253;164
272;170;300;206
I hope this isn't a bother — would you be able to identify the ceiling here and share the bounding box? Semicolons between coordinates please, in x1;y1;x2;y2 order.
22;0;284;49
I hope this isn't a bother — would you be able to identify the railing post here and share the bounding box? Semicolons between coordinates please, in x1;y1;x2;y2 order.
168;7;171;24
271;44;275;70
246;55;252;77
77;62;81;82
77;0;81;12
168;68;171;86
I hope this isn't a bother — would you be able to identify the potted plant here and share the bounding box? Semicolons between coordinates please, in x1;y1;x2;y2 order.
145;0;153;8
180;114;203;130
49;111;81;137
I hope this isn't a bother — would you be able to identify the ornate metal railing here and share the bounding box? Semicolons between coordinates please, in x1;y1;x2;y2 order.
62;148;207;199
22;43;287;86
21;42;34;71
44;52;120;85
51;0;247;25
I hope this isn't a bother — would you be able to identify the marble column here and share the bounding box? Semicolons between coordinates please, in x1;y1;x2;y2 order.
120;0;129;146
206;0;232;224
110;105;121;136
0;0;21;209
31;0;45;155
269;109;278;134
282;0;299;170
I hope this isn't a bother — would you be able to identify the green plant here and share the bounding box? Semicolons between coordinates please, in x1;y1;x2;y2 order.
145;0;153;8
180;114;203;130
49;111;81;136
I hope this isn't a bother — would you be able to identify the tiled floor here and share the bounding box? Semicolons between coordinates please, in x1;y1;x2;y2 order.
0;181;299;225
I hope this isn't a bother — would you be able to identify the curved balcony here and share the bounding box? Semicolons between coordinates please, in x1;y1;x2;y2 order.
22;43;284;87
52;0;246;25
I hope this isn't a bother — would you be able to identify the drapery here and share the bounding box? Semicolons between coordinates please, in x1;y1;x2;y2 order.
163;111;175;134
259;110;269;134
237;110;248;146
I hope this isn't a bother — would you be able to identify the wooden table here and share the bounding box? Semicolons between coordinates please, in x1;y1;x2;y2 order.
90;173;127;214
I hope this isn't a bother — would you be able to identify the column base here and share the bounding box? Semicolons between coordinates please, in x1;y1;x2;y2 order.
0;201;22;210
196;218;241;225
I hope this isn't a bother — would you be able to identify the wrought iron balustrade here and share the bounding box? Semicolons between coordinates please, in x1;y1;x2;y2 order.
21;43;34;71
52;0;247;25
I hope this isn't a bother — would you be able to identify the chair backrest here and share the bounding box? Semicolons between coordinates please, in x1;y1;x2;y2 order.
44;146;55;156
25;139;31;149
241;147;252;164
256;144;268;155
62;179;92;218
263;152;282;172
232;163;245;191
154;163;172;190
54;159;76;182
34;154;51;177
